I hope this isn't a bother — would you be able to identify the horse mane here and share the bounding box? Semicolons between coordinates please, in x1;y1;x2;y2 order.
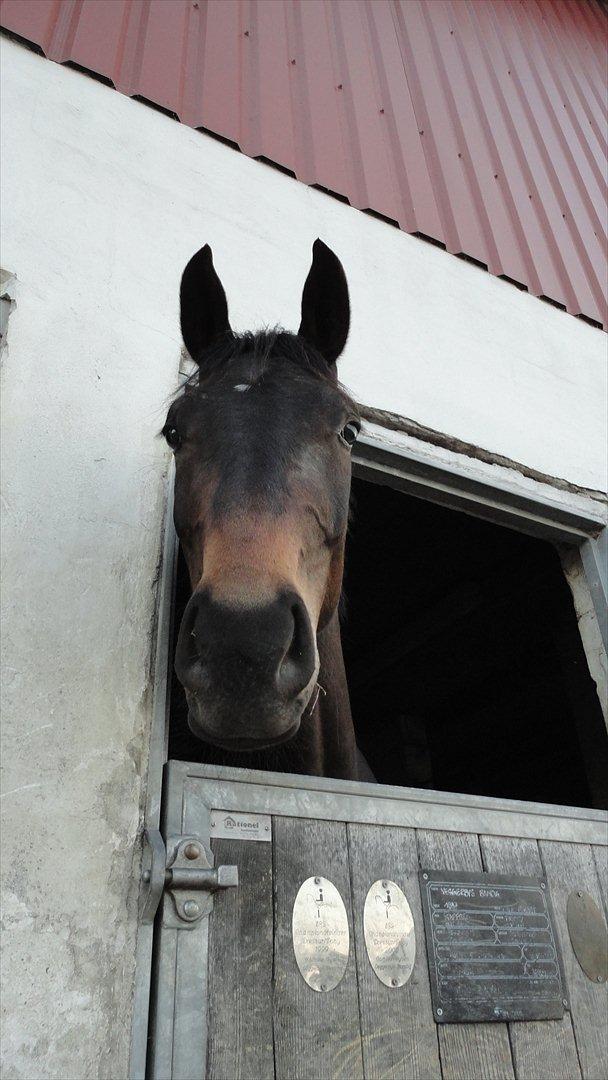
177;328;357;412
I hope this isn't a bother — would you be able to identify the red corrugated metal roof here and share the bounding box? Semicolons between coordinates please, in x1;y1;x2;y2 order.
2;0;606;327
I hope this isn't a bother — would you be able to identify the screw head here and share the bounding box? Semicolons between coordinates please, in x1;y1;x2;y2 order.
184;842;201;860
265;825;270;832
563;998;568;1007
320;983;327;992
541;882;546;889
578;891;583;898
142;869;151;883
382;881;388;889
391;978;399;987
314;877;321;885
422;873;428;880
183;900;200;918
436;1008;443;1016
597;975;604;983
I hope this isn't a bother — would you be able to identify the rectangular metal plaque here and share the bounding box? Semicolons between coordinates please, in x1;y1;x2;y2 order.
419;870;567;1023
210;810;272;841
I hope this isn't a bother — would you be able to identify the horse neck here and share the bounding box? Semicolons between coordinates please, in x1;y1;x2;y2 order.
311;610;358;780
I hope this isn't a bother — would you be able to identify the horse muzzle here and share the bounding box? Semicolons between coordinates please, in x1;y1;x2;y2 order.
174;587;318;749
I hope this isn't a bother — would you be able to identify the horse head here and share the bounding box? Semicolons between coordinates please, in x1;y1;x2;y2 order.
165;241;359;754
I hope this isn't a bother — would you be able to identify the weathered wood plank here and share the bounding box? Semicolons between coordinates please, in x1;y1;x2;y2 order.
207;837;274;1080
273;816;364;1080
347;822;441;1079
416;830;515;1080
592;845;607;919
479;834;581;1080
539;840;608;1080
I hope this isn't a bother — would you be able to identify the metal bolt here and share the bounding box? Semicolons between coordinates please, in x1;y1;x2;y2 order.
314;877;321;885
391;978;399;987
436;1008;443;1017
184;843;201;860
142;869;151;883
541;882;546;889
183;900;200;918
422;873;428;880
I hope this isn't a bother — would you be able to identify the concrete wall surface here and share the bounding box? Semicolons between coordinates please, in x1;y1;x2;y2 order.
1;38;606;1080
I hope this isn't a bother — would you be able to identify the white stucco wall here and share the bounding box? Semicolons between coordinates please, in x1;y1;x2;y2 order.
1;38;606;1080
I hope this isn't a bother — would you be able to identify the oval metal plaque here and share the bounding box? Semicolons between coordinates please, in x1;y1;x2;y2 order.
364;880;416;988
292;876;349;992
567;890;607;984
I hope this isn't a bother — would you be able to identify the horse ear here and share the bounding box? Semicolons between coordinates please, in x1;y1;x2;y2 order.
298;239;350;365
180;245;231;361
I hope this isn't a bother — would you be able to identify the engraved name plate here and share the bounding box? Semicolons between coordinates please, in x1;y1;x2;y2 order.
364;880;416;987
292;877;350;992
420;870;567;1023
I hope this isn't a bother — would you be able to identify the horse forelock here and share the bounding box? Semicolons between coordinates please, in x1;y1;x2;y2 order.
175;328;356;410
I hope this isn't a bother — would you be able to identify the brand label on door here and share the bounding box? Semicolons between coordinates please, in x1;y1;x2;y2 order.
210;810;272;841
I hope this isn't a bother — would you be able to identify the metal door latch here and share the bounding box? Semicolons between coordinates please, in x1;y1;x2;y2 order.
140;828;238;928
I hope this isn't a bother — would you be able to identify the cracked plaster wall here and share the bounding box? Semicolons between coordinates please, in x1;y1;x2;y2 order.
0;36;606;1080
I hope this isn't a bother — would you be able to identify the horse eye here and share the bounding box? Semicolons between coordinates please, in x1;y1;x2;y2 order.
164;426;181;450
340;421;360;448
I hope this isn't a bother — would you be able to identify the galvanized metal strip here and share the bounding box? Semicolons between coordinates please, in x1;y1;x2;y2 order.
130;469;177;1080
581;533;608;655
167;763;608;847
353;436;606;544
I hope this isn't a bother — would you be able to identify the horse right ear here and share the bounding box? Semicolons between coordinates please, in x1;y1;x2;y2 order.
298;239;350;365
180;245;232;361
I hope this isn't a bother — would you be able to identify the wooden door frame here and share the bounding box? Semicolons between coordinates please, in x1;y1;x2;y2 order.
129;431;607;1079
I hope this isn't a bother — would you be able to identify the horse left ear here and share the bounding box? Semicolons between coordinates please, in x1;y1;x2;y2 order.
180;244;232;361
298;239;350;365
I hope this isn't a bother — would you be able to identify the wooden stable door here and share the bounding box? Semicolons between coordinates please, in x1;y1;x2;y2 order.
147;763;608;1080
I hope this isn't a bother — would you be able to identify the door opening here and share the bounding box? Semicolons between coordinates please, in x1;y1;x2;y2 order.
167;475;607;809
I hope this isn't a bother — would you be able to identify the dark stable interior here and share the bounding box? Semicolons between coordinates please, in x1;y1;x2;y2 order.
168;476;608;810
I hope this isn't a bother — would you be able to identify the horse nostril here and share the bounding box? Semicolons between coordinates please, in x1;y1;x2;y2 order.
277;599;314;700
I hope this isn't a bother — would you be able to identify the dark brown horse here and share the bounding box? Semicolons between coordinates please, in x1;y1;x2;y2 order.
165;240;368;781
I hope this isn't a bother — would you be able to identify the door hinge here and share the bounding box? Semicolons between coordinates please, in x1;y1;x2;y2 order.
140;828;238;929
